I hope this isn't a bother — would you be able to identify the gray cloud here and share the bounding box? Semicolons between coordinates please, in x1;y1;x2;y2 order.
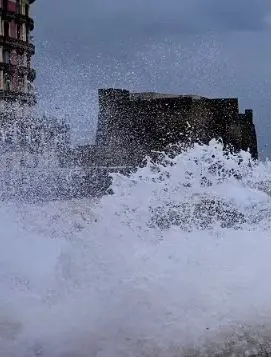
34;0;271;41
33;0;271;63
32;0;271;157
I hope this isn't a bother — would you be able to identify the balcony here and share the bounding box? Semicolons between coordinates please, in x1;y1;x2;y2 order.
0;36;35;55
0;63;36;81
0;89;36;105
0;7;35;30
5;13;35;31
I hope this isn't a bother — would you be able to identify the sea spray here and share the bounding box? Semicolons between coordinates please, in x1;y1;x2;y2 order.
1;141;271;356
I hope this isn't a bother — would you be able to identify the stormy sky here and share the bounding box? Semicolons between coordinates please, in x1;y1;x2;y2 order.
33;0;271;157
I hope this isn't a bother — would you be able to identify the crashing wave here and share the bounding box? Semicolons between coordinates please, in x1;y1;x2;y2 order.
105;140;271;232
1;141;271;356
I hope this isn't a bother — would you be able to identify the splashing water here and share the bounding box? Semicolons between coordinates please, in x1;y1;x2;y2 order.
1;140;271;356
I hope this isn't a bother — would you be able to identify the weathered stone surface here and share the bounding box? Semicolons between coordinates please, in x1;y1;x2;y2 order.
96;88;258;165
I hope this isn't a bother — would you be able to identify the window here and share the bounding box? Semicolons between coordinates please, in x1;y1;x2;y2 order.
17;23;26;41
9;21;17;38
3;50;10;64
4;74;11;91
12;73;18;91
27;80;33;93
16;0;20;14
18;75;24;91
10;50;17;65
17;52;22;66
17;52;27;66
20;1;29;16
21;23;26;41
4;22;9;37
7;0;16;12
0;70;3;90
17;22;21;40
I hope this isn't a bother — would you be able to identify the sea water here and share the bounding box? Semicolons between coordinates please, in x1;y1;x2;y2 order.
1;140;271;356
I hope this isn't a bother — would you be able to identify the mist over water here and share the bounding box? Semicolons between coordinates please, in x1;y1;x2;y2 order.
1;140;271;356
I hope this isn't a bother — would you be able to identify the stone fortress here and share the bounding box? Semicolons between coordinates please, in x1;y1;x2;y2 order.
94;88;258;166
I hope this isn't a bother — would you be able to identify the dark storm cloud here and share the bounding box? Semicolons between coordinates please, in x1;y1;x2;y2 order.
34;0;271;42
33;0;271;72
32;1;271;157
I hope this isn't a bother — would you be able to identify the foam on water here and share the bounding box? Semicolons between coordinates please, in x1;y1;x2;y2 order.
1;140;271;356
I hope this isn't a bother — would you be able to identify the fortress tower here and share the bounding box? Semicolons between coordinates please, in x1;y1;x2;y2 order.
0;0;36;105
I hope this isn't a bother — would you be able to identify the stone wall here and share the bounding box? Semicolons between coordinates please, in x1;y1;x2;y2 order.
96;88;258;165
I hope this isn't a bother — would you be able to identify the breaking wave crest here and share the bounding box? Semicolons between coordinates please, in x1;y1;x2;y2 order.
1;140;271;356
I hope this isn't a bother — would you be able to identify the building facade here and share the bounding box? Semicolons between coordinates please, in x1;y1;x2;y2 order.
0;0;72;170
96;88;258;166
0;0;36;105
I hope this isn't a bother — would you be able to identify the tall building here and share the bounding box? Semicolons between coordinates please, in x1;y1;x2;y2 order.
0;0;72;178
0;0;36;105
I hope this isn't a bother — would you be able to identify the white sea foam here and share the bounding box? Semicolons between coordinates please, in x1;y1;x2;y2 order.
1;140;271;356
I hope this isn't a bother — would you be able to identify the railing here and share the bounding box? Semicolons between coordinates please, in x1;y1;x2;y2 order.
0;89;36;103
0;36;35;54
